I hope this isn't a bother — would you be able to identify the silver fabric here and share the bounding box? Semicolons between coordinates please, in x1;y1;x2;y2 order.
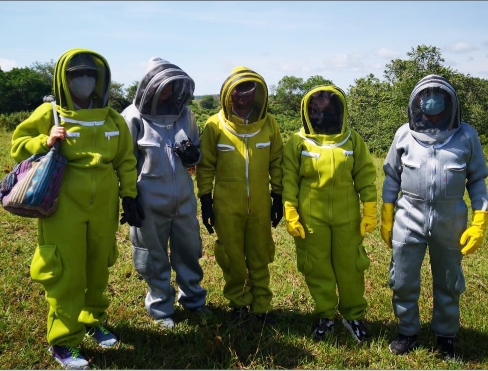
122;59;205;319
383;74;488;337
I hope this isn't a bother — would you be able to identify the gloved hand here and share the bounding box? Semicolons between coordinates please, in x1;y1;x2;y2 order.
200;193;215;234
174;139;200;165
381;203;395;249
460;210;488;255
284;202;305;239
120;196;145;228
270;192;283;228
360;201;377;236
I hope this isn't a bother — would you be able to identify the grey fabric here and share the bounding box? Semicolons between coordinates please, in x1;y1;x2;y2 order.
121;60;206;319
383;75;488;337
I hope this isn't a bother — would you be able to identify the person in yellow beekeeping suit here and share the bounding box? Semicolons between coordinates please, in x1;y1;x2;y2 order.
282;85;377;343
10;49;143;370
196;66;283;325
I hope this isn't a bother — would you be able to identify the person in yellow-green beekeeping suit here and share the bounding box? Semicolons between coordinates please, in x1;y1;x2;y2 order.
196;66;283;325
282;85;377;343
10;49;143;370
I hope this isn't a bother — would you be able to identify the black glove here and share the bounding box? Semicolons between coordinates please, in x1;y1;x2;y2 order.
174;139;200;165
270;192;283;228
120;196;145;228
200;193;215;234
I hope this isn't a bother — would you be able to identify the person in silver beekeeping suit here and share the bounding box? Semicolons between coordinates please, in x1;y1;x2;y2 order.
122;57;208;329
381;74;488;360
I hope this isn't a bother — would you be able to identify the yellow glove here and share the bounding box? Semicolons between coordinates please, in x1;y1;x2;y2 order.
360;202;377;236
460;210;488;255
381;203;395;249
284;202;305;239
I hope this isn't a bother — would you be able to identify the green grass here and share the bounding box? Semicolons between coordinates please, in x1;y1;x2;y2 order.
1;128;488;369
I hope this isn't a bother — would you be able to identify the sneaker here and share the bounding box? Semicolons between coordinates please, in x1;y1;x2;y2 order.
389;333;417;355
49;345;89;370
255;311;277;326
156;317;175;329
436;336;456;360
85;324;118;348
192;305;212;315
342;319;369;343
231;306;249;321
191;306;212;326
312;318;334;341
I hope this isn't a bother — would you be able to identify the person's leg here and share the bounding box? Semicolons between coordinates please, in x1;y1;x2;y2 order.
332;220;368;321
295;226;337;319
244;218;274;314
214;212;252;309
170;212;207;310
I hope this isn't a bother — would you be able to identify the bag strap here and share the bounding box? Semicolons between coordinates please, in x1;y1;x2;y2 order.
43;95;61;151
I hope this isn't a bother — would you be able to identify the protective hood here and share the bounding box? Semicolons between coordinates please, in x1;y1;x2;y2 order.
408;74;461;145
133;57;195;117
53;48;111;110
300;85;348;141
220;66;268;122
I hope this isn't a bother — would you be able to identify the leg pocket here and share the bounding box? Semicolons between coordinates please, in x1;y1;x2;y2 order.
355;243;371;272
296;246;313;276
30;245;63;285
133;246;152;277
214;239;230;272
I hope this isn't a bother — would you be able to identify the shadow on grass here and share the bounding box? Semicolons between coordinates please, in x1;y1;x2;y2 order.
82;306;488;369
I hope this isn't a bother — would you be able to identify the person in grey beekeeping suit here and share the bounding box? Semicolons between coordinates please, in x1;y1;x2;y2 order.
122;57;208;329
381;74;488;360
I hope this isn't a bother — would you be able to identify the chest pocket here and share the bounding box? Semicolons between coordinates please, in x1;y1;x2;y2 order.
253;141;271;176
216;144;236;180
300;151;320;180
443;164;466;198
400;160;421;197
104;131;119;159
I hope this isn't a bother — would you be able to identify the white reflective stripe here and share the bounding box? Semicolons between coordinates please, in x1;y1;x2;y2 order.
61;116;105;126
256;142;271;148
218;112;261;138
301;151;320;158
445;164;466;171
105;131;119;138
138;141;160;147
298;130;351;148
66;132;80;138
344;150;353;156
217;144;235;151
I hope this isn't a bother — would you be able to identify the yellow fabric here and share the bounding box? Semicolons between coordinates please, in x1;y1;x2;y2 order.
381;203;395;248
195;66;283;313
360;201;377;236
284;202;305;239
460;210;488;255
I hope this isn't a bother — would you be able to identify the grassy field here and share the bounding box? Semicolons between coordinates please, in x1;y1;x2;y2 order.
1;127;488;370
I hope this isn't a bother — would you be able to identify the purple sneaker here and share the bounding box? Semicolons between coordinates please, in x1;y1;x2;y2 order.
85;324;118;348
49;345;89;370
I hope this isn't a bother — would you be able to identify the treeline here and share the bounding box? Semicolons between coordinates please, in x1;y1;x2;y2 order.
1;45;487;154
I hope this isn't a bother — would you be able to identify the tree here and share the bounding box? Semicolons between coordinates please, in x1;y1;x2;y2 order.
0;67;51;114
108;81;131;113
125;81;139;104
270;75;333;116
30;60;55;88
200;95;217;110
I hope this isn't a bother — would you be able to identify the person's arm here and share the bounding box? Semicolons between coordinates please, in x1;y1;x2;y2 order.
196;119;218;198
268;116;284;196
11;103;54;162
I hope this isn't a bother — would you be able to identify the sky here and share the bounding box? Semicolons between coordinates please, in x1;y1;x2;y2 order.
1;1;488;96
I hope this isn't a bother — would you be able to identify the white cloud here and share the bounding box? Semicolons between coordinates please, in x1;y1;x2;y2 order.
0;58;17;71
443;42;478;54
376;48;401;59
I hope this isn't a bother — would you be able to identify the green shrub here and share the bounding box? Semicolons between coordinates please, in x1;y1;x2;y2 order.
0;111;32;131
